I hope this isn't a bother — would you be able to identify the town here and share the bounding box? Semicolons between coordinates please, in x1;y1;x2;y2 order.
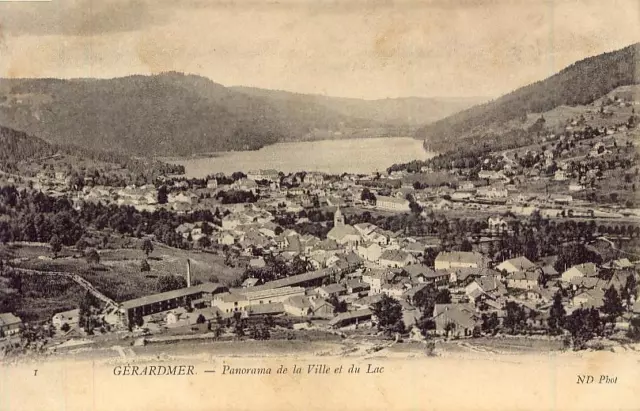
1;61;640;361
1;85;639;358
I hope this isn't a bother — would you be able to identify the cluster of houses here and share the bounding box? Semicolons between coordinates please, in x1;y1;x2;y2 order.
36;227;637;341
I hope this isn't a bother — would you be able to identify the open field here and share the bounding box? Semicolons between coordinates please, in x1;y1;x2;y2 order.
0;271;84;323
2;242;243;305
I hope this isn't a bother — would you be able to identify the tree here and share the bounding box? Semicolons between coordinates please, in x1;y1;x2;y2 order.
85;248;100;265
201;222;213;236
564;308;601;350
372;294;405;335
140;259;151;272
553;243;602;272
444;322;456;337
459;239;472;252
328;295;348;313
361;188;374;203
156;275;187;292
547;291;566;334
417;313;436;336
233;311;245;337
481;312;500;335
197;236;211;249
49;234;62;258
621;274;637;308
627;316;640;341
75;238;88;253
157;185;168;204
60;323;70;333
409;201;423;214
196;314;206;324
422;248;439;268
142;238;154;257
435;289;452;304
602;286;624;322
412;285;437;313
503;301;526;334
79;291;99;332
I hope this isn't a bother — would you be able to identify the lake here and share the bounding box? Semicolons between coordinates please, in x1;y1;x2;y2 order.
169;137;435;177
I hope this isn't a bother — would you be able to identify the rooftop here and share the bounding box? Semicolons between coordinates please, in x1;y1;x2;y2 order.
242;268;335;292
0;312;21;326
328;309;373;326
436;251;486;265
121;283;225;310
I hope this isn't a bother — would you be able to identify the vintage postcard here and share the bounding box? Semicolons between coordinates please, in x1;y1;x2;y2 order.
0;1;639;410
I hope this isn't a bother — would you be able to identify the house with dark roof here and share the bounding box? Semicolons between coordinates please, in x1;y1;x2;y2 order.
247;302;285;316
119;283;228;327
309;298;335;317
432;304;477;337
465;276;507;303
346;280;370;295
328;309;373;329
379;249;418;268
316;284;347;299
403;264;449;286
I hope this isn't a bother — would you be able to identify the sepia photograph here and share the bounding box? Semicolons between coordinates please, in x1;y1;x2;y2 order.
0;0;638;410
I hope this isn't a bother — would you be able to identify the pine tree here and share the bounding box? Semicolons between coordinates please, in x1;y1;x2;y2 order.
49;234;62;258
372;295;405;336
548;291;566;334
602;286;624;322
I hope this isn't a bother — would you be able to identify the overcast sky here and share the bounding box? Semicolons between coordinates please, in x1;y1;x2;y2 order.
0;0;637;99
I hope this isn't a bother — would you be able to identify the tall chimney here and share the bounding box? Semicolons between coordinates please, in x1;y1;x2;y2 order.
186;259;192;288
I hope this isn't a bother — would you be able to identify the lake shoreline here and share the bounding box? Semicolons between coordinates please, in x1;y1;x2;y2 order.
164;137;436;178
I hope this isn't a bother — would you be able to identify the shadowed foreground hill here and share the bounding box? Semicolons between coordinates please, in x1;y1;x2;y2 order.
416;43;640;151
0;124;183;177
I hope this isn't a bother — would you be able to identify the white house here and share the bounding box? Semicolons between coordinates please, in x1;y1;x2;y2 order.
283;296;313;317
506;270;541;290
52;309;80;329
561;263;598;283
375;195;411;212
357;242;383;262
496;256;535;274
434;251;487;270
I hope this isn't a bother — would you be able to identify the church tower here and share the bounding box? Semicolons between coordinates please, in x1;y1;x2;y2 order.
334;205;345;227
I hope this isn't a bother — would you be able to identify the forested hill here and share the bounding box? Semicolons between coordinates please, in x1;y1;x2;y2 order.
0;72;482;157
416;43;640;150
0;125;183;177
0;125;55;163
0;73;289;156
230;86;484;127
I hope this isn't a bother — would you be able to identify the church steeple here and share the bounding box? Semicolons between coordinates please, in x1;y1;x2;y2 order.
334;205;345;227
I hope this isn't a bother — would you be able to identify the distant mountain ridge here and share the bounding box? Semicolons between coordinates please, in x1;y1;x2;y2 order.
231;86;485;127
0;73;480;156
416;43;640;150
